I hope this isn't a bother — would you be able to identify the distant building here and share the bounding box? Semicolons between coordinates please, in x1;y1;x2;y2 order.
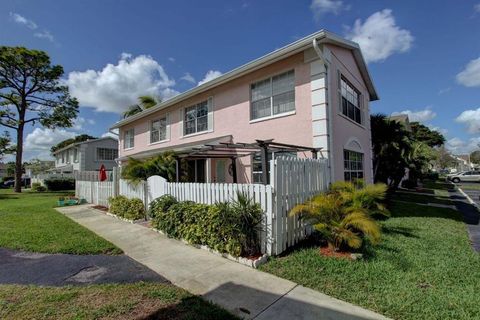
51;137;118;173
389;114;412;132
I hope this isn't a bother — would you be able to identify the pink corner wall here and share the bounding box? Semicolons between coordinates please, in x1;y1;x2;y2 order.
119;53;313;183
326;44;374;183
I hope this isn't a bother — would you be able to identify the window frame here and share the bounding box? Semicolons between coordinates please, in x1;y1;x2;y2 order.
339;75;362;125
150;116;168;144
123;128;135;149
96;148;118;161
73;148;79;163
251;151;297;183
250;69;296;121
183;100;209;136
343;149;364;182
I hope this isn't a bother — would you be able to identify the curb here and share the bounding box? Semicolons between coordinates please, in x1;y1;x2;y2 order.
457;187;479;209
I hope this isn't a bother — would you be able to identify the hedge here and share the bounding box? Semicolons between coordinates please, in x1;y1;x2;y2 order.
44;178;75;191
150;193;263;257
108;195;145;221
31;182;46;192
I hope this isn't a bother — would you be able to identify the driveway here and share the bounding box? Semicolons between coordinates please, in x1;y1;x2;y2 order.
0;247;168;286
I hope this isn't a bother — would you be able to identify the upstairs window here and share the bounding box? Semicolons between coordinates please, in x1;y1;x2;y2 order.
340;77;362;124
124;128;134;149
151;117;167;143
96;148;118;161
184;101;208;135
251;70;295;120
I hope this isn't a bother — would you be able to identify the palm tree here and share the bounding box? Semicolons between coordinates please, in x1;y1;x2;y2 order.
122;95;161;119
290;181;384;251
121;151;177;184
371;114;412;186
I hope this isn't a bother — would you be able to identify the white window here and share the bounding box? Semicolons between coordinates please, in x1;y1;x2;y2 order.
73;148;78;163
184;101;208;135
96;148;118;161
151;117;167;143
251;70;295;120
124;128;134;149
344;150;364;181
252;151;296;183
340;77;362;124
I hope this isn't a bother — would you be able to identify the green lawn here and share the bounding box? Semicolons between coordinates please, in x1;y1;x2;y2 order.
393;191;453;205
260;193;480;320
458;183;480;191
0;189;121;254
0;282;237;320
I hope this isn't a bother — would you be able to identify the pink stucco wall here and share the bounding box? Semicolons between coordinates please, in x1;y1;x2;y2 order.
119;53;313;183
118;45;375;184
326;44;374;183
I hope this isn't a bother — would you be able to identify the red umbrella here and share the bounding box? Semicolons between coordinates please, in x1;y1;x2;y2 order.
99;164;107;181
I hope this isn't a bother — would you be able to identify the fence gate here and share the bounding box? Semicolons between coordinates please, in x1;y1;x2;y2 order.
270;156;329;255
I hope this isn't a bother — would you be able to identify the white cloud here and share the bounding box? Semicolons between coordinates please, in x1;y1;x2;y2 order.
168;57;175;62
198;70;223;86
345;9;414;63
66;53;176;113
438;87;451;95
456;108;480;133
72;117;95;130
475;3;480;13
427;125;448;136
391;108;436;122
456;57;480;87
10;12;37;29
180;72;196;83
24;128;76;158
446;137;480;154
310;0;349;18
34;30;54;42
9;12;55;43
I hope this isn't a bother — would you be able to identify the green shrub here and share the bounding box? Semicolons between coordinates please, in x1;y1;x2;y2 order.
31;182;46;192
44;178;75;191
108;196;145;220
149;194;178;218
151;192;263;257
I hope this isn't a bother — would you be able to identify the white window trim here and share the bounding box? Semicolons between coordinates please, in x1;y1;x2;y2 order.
338;73;363;125
149;114;170;145
95;148;118;162
123;128;135;149
250;69;296;121
249;110;296;124
181;97;213;138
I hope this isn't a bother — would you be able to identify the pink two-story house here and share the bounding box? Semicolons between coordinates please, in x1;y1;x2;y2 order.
111;30;378;184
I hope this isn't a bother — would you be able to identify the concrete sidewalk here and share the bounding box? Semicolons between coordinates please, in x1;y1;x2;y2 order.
57;205;388;320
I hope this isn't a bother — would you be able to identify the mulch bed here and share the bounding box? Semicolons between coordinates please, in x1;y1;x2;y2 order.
319;246;354;260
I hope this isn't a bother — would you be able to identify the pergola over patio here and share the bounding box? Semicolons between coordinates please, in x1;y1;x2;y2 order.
173;139;322;185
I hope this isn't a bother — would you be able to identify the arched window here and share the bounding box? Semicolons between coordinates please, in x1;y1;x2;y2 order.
343;138;364;181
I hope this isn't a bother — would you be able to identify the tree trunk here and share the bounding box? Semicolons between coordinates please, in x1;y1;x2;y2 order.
14;115;25;193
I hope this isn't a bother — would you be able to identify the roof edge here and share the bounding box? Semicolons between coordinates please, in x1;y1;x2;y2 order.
111;29;378;129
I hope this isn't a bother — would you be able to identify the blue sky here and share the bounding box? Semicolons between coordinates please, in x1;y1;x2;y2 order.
1;0;480;160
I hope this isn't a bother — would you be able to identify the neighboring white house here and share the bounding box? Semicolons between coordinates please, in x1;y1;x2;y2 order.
51;137;119;173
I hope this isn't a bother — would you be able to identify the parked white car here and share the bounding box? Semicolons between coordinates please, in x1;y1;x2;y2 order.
448;171;480;183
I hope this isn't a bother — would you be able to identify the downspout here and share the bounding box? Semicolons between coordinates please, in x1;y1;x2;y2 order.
312;38;335;184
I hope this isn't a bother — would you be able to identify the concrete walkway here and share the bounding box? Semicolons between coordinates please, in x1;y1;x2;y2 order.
57;205;388;320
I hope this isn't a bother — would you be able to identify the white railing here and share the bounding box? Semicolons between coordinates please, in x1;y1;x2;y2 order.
75;157;330;255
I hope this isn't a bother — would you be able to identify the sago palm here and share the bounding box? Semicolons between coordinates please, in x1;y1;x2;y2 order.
331;181;390;218
290;185;382;251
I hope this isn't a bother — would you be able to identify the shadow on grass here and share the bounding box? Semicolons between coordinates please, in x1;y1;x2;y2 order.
145;296;239;320
382;225;419;238
387;199;464;222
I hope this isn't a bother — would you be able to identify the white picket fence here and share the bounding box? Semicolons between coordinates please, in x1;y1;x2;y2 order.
75;157;329;255
271;157;329;254
76;181;114;207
